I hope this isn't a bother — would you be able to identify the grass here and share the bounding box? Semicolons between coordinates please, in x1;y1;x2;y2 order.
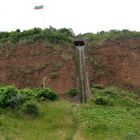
79;106;140;140
0;86;140;140
0;101;79;140
81;86;140;140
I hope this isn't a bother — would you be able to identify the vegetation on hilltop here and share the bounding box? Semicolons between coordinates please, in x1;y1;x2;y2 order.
0;27;74;45
0;28;140;47
84;29;140;45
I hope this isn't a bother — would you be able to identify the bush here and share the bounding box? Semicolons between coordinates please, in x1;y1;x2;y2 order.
0;86;18;109
67;88;78;97
93;84;105;90
7;93;27;109
0;86;31;110
35;88;58;101
0;85;58;112
0;27;74;45
22;100;39;116
95;97;113;106
19;88;36;99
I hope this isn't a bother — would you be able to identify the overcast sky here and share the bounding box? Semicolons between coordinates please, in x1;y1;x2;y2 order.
0;0;140;34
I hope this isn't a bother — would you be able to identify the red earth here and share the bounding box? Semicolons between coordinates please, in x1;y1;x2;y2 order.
0;39;140;94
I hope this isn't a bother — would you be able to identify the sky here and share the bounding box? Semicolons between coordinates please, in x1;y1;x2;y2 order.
0;0;140;34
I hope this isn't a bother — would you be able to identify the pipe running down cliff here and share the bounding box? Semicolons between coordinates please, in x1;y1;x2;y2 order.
74;40;91;103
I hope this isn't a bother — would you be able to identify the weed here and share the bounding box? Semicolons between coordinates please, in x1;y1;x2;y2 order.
94;96;113;106
67;88;78;97
50;72;60;79
22;100;39;116
35;88;58;101
61;53;72;61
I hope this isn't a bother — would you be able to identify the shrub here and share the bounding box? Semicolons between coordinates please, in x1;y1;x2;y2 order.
7;94;27;109
67;88;78;97
49;72;60;79
22;100;39;116
1;28;140;46
95;97;113;106
93;84;105;90
0;86;18;109
19;88;36;99
0;27;74;45
35;88;58;101
0;86;30;109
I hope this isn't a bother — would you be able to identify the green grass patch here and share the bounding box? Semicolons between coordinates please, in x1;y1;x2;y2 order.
0;85;139;140
0;101;79;140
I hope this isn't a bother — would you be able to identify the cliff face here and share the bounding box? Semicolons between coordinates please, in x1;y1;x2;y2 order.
0;39;140;94
88;40;140;90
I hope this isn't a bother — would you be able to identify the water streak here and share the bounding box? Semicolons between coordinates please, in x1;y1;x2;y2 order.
76;45;91;103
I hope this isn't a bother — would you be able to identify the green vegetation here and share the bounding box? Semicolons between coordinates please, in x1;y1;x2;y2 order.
0;101;78;140
93;84;105;89
0;85;58;111
21;100;40;116
0;85;140;140
94;96;113;106
67;88;78;97
0;85;27;110
84;29;140;46
1;28;140;47
0;27;74;45
81;86;140;139
35;88;58;101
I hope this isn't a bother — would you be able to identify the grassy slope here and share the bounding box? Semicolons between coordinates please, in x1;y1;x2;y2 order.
0;87;140;140
0;101;79;140
79;87;140;140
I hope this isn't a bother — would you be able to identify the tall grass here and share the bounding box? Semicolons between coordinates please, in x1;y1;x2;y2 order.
0;101;79;140
0;85;139;140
